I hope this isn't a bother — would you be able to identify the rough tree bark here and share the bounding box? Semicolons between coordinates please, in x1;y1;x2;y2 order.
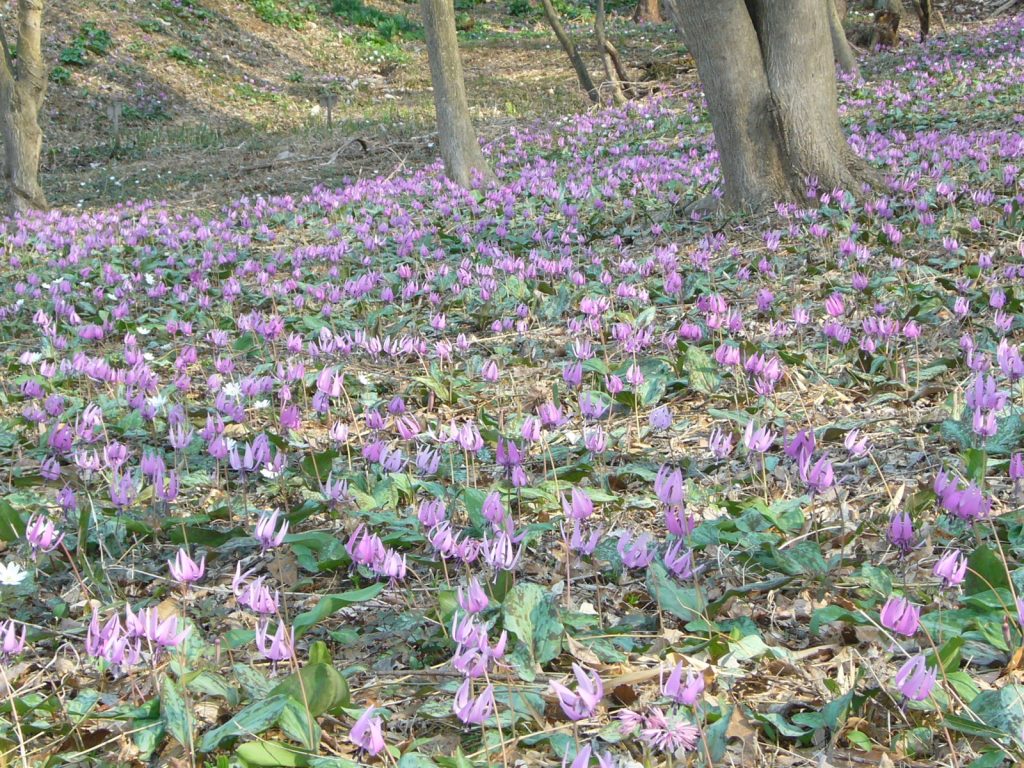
827;0;859;76
421;0;494;187
538;0;599;103
632;0;662;24
0;0;48;214
666;0;867;211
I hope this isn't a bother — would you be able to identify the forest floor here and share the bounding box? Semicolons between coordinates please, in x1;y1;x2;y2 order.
1;2;1024;768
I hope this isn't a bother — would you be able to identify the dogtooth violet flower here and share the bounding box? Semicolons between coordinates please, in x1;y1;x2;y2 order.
549;663;603;720
894;654;937;701
349;706;386;756
880;596;920;637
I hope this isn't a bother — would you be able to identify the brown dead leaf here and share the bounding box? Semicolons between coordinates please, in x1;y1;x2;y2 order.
268;549;300;588
565;634;601;667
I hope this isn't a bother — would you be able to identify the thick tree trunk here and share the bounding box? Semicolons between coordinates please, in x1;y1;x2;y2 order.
538;0;599;103
753;0;863;192
594;0;627;105
666;0;866;211
670;0;789;209
0;0;48;214
632;0;662;24
827;0;859;76
420;0;493;187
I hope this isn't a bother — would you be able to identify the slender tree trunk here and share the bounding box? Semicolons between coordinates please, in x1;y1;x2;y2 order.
666;0;867;210
594;0;627;105
420;0;493;187
827;0;859;76
0;0;48;214
632;0;662;24
538;0;599;103
604;40;634;98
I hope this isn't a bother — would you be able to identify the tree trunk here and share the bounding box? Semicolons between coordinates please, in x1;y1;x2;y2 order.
671;0;789;208
538;0;599;103
666;0;866;211
420;0;493;187
0;0;48;214
827;0;859;76
594;0;627;105
632;0;662;24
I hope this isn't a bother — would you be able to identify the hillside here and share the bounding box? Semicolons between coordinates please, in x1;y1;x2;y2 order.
37;0;670;208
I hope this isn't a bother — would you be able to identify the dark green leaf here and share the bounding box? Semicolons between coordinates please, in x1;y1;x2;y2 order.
293;583;385;635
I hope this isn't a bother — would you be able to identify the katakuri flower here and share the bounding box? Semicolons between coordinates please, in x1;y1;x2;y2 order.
932;550;967;588
254;510;288;551
168;548;205;585
894;654;937;701
25;514;64;559
549;663;603;721
349;706;386;756
661;661;705;706
880;596;920;638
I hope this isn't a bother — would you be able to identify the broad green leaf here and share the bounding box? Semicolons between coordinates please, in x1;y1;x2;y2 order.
293;583;385;635
160;677;194;750
235;740;311;767
704;705;733;763
682;344;719;395
279;698;322;751
399;754;441;768
646;561;706;624
964;545;1012;595
269;663;350;717
502;582;564;679
186;671;240;706
968;685;1024;746
0;499;26;542
199;695;289;752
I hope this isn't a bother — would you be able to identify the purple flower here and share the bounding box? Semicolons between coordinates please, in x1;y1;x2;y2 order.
743;420;776;453
349;706;386;756
708;427;734;458
664;539;695;578
617;530;654;568
648;406;672;431
25;514;64;559
661;661;705;705
255;620;295;663
0;620;26;659
799;453;834;495
457;576;490;614
254;510;289;551
549;663;603;721
654;465;685;507
887;511;914;554
453;678;496;725
894;654;936;701
844;429;869;457
784;429;816;462
640;707;701;753
168;549;205;585
562;488;594;521
1011;452;1024;484
566;521;602;556
880;596;920;637
932;550;967;588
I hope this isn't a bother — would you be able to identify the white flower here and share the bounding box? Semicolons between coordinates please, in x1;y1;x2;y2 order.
0;562;28;586
19;351;41;365
222;382;242;400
